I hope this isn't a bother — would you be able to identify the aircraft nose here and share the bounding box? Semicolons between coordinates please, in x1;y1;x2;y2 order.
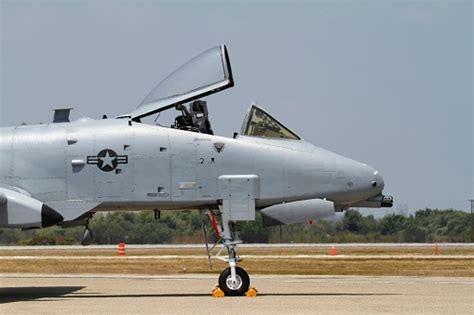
372;170;385;191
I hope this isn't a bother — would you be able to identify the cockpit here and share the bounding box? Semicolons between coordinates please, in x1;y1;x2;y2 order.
128;45;300;140
172;100;213;135
241;105;300;140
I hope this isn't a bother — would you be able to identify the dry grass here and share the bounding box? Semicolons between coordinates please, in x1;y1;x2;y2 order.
1;245;472;257
0;258;472;277
0;245;473;277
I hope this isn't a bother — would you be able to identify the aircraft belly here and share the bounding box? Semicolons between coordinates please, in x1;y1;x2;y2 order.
96;200;216;211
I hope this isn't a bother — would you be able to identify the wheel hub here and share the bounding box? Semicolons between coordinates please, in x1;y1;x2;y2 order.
226;274;243;290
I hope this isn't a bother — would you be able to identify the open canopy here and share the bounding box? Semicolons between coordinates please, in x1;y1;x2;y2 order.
130;45;233;120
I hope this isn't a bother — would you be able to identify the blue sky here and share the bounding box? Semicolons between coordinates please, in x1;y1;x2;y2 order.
1;1;472;212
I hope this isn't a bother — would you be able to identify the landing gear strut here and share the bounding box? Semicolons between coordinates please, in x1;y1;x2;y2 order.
218;220;250;296
81;218;93;246
203;209;251;296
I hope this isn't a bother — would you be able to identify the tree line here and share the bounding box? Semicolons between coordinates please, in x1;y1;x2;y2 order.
0;208;470;245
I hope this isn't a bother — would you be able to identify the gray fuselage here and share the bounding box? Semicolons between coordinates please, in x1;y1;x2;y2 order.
0;117;383;222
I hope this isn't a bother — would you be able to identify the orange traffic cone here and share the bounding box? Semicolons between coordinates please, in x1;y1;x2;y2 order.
118;243;125;256
331;243;336;256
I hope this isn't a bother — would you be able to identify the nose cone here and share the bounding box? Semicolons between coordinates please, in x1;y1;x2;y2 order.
373;170;385;191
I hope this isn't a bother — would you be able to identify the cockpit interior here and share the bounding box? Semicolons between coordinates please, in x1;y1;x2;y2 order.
172;100;213;135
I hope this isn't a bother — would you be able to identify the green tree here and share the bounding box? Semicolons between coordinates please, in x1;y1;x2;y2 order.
339;210;376;234
240;213;270;243
379;214;406;235
400;223;428;242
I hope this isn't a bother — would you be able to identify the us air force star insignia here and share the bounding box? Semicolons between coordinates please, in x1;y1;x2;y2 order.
213;142;225;153
87;149;128;172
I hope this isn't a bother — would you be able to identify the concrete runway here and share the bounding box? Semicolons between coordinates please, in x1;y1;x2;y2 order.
1;274;472;314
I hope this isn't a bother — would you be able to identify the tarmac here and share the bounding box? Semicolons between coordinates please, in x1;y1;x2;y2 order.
1;274;472;314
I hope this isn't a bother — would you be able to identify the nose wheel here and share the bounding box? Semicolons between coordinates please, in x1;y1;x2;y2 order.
218;266;250;296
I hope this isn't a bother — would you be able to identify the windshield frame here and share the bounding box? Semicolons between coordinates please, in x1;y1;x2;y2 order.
240;104;301;140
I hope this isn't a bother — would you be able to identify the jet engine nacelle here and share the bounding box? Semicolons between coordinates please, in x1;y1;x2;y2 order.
260;198;335;227
0;188;63;228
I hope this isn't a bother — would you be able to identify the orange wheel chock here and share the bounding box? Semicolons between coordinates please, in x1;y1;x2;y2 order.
211;286;225;298
245;287;258;297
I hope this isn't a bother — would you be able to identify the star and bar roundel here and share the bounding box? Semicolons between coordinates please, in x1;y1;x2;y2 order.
87;149;128;172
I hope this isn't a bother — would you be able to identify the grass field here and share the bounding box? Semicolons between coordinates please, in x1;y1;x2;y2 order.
1;245;472;277
1;245;473;256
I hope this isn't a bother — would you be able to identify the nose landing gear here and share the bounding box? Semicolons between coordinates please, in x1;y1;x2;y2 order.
203;209;255;297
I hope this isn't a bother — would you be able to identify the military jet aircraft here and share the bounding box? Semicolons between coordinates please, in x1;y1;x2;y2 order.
0;45;392;296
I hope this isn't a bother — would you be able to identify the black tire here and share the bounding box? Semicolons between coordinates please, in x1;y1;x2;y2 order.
218;266;250;296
